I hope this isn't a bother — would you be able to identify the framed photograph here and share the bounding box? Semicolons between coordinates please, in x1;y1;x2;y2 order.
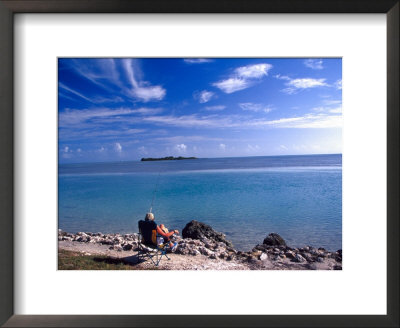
0;0;398;327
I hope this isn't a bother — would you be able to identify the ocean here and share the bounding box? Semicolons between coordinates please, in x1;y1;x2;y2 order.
58;154;342;251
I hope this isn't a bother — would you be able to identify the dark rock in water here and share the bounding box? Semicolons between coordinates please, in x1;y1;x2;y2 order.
182;220;233;248
263;233;287;247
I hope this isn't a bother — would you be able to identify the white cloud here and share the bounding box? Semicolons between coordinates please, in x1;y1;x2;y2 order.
122;59;166;102
142;114;236;128
239;103;273;113
213;63;272;94
114;142;122;152
59;108;134;126
312;100;342;114
65;59;166;103
97;146;106;153
288;78;328;89
133;107;163;115
59;83;95;103
304;59;324;70
63;146;69;153
59;107;161;127
335;79;342;90
280;145;288;150
274;74;291;81
204;105;226;111
282;78;328;94
61;128;145;140
196;90;215;103
59;82;124;105
323;99;342;106
77;148;82;153
213;78;251;94
184;59;212;64
251;113;342;129
219;143;226;150
329;107;342;114
132;86;166;102
235;63;272;79
142;112;341;130
156;135;221;143
174;144;187;152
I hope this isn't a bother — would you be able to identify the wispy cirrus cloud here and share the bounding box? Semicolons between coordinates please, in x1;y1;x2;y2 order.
250;113;341;129
114;142;122;153
304;59;324;70
275;74;330;94
66;58;121;92
141;112;341;129
122;59;166;102
213;63;272;94
65;58;166;103
312;99;342;114
61;128;145;139
204;105;226;111
59;83;95;103
323;99;342;106
141;114;235;128
239;103;273;113
155;135;222;143
313;106;342;114
288;78;328;89
195;90;215;103
282;78;328;94
184;58;213;64
235;63;272;79
132;86;166;102
174;144;187;152
59;107;162;127
59;82;125;104
212;78;251;94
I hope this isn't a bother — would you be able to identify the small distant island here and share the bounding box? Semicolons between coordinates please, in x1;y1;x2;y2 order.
141;156;198;162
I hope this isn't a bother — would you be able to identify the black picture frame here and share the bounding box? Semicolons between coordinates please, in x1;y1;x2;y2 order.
0;0;398;327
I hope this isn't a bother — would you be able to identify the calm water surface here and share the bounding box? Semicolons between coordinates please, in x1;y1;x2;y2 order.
59;154;342;251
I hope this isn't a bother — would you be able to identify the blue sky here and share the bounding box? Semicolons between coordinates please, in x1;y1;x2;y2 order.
58;58;342;163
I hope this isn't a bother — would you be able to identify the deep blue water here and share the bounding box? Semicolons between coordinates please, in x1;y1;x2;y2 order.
58;154;342;251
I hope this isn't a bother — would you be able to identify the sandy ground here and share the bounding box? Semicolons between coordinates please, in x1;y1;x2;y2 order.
58;240;340;270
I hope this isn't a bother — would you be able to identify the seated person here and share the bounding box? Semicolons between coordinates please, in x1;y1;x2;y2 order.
139;213;179;251
158;223;179;248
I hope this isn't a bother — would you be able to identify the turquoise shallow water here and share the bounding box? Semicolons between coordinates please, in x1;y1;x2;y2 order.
58;154;342;251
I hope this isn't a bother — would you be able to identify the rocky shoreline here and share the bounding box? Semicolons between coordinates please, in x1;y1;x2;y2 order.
58;220;342;270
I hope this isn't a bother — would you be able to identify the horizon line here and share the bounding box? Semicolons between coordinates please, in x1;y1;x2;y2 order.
59;152;342;165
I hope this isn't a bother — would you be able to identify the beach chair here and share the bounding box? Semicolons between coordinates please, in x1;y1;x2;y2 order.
137;220;171;266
